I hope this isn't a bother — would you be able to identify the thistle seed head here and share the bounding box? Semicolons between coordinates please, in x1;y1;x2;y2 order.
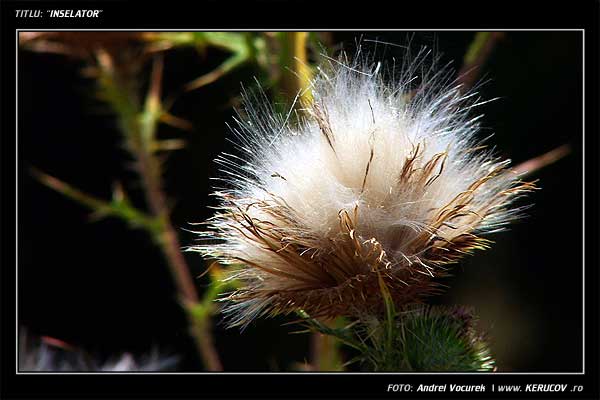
193;47;535;327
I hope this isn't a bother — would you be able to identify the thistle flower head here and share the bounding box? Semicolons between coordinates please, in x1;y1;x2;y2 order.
194;47;535;327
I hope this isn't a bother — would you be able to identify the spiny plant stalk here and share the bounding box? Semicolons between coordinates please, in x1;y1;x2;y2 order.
25;36;224;371
93;51;224;371
22;32;287;371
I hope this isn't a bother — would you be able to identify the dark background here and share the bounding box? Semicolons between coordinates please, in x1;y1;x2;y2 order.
18;31;583;372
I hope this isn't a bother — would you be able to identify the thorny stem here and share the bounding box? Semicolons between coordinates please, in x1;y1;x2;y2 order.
97;52;223;371
30;169;159;233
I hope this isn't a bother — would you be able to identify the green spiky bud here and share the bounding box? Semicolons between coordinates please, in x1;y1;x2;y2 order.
397;306;495;372
300;304;496;372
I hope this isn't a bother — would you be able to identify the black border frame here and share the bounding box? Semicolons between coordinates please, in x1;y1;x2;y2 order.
2;1;598;399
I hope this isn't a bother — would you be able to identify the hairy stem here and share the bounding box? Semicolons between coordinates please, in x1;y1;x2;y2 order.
97;51;223;371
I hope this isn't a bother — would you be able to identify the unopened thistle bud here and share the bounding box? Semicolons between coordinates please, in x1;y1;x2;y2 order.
193;48;535;327
359;305;495;372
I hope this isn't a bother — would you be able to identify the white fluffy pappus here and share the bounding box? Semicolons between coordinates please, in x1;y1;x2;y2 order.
19;330;179;371
192;47;536;327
